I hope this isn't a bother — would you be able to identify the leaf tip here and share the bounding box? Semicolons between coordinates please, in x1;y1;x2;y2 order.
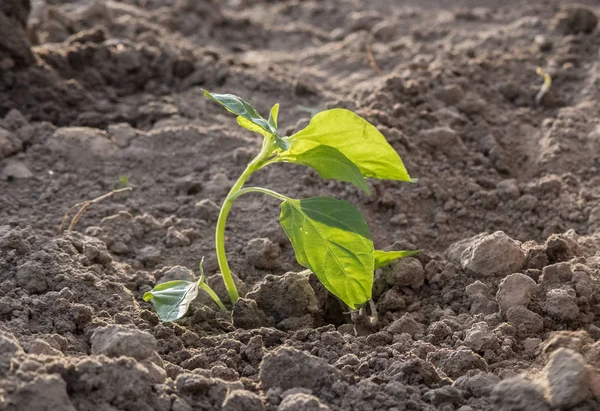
142;292;153;302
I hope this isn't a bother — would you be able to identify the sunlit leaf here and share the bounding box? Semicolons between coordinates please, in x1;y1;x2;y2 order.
268;103;279;129
279;197;374;309
204;90;275;134
143;280;199;322
205;91;289;150
279;145;370;194
288;109;414;182
374;250;420;269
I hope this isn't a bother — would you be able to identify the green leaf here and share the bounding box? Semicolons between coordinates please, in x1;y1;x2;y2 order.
204;90;275;135
279;197;374;309
287;109;414;182
279;145;370;195
237;116;271;139
143;280;199;322
374;250;420;269
268;103;279;129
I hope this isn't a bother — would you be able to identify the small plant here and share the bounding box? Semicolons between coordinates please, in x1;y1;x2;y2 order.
144;91;417;322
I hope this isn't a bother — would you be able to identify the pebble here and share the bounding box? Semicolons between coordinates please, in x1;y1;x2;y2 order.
2;161;33;180
496;273;537;314
542;348;590;408
551;6;598;35
383;257;425;288
259;347;341;391
544;288;579;321
448;231;525;277
420;127;467;159
490;375;550;411
506;306;544;333
90;324;157;361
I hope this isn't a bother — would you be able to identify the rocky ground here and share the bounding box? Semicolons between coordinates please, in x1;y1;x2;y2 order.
1;0;600;410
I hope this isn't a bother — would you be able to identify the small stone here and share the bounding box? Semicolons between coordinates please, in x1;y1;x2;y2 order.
543;348;590;408
371;20;396;41
496;273;537;314
423;386;464;407
466;281;498;315
540;262;572;288
427;347;487;379
379;289;406;311
0;330;23;360
232;298;271;330
551;6;598;35
90;324;157;361
48;127;117;159
434;85;465;105
544;288;579;321
16;261;47;293
454;370;500;397
387;313;424;338
490;375;550;411
2;161;33;179
222;390;265;411
244;238;281;269
29;339;62;356
164;226;191;248
464;322;500;352
420;127;467;159
108;123;138;148
278;393;331;411
383;257;425;288
195;199;220;222
12;374;77;411
449;231;525;277
247;272;318;324
0;127;21;159
259;347;342;391
506;306;544;333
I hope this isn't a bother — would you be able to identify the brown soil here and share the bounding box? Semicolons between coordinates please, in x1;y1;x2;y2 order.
1;0;600;410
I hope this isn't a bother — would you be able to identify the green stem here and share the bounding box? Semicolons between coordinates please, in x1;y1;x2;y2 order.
198;281;226;310
231;186;291;202
215;139;274;304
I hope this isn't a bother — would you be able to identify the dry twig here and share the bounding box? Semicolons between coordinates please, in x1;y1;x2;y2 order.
59;187;132;232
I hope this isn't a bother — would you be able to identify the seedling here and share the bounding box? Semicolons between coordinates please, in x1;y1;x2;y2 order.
535;66;552;106
144;91;417;322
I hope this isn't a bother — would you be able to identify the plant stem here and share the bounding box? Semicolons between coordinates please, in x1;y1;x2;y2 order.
214;139;274;304
198;281;226;310
232;186;290;202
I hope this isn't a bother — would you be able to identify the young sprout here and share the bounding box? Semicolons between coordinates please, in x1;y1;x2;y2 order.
144;92;417;322
535;67;552;106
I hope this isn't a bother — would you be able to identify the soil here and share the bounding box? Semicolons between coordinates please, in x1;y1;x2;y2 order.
1;0;600;410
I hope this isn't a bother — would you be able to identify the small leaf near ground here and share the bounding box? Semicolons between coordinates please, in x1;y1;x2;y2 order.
143;280;199;322
279;196;374;309
278;145;370;194
287;108;415;182
373;250;420;269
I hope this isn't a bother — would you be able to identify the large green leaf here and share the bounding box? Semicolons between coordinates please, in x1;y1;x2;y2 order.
279;197;374;309
279;145;370;195
374;250;420;269
287;109;414;182
143;280;199;322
